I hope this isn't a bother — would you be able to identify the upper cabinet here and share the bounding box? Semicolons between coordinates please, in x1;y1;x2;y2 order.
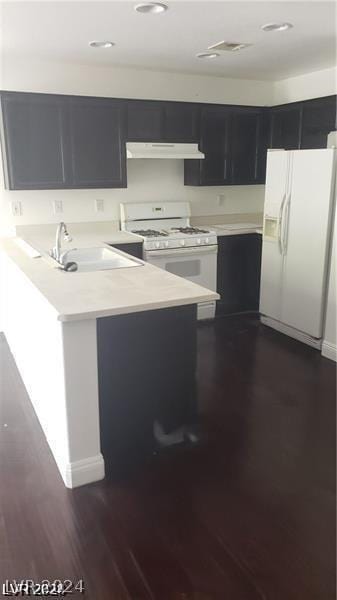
301;96;337;149
68;97;126;188
1;92;335;191
0;92;126;190
0;92;70;190
270;95;336;151
127;100;200;143
127;100;164;142
270;103;302;150
184;106;268;186
164;103;200;142
184;106;231;186
230;108;268;184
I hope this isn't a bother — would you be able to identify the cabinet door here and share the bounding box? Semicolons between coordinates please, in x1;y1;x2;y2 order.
164;103;200;142
230;110;268;184
127;100;164;141
216;234;262;315
301;96;337;149
0;92;69;190
270;104;302;150
109;242;143;259
185;106;230;186
200;107;231;185
69;97;126;188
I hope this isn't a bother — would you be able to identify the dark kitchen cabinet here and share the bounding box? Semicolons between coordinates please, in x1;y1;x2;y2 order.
97;305;197;477
0;92;70;190
185;106;268;186
0;92;127;190
127;100;200;143
109;242;143;259
270;96;337;151
270;103;302;150
69;97;126;188
185;105;231;186
127;100;164;141
230;109;269;184
164;102;200;142
216;233;262;316
1;91;336;191
301;95;336;149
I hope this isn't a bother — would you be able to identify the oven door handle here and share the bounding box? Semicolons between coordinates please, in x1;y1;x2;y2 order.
147;244;218;258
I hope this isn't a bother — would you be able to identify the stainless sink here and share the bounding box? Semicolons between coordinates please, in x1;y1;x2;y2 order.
59;246;143;272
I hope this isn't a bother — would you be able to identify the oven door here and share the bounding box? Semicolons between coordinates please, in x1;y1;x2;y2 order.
144;245;218;291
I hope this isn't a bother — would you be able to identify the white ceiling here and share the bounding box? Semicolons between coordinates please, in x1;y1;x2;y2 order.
1;0;336;81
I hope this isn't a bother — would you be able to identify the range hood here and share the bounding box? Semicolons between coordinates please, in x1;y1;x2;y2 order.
126;142;205;159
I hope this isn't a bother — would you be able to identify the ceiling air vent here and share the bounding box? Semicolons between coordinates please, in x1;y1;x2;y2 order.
208;41;251;52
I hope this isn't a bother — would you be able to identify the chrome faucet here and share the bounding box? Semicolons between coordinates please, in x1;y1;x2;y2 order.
50;222;72;263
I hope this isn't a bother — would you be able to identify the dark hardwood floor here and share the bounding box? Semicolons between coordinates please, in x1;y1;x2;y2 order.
0;315;335;599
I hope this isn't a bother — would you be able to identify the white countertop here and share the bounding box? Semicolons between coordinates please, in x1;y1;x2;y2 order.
15;222;143;254
202;223;263;236
1;228;218;322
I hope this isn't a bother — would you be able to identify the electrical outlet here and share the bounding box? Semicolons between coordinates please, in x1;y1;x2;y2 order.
11;200;22;216
53;200;63;214
95;199;104;213
217;194;225;207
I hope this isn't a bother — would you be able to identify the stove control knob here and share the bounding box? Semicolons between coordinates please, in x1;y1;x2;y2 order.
164;241;169;248
155;242;160;249
205;237;209;244
180;240;185;246
197;238;201;245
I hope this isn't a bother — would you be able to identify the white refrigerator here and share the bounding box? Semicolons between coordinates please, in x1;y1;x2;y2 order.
260;148;336;348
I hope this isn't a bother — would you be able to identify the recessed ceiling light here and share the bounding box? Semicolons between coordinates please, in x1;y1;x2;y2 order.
135;2;168;14
89;41;115;48
261;22;293;32
196;52;219;60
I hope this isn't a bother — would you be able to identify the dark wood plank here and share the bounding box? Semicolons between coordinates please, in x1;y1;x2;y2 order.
0;315;335;599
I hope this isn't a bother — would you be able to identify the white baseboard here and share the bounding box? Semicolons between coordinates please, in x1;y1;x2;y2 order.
63;454;105;488
322;341;337;362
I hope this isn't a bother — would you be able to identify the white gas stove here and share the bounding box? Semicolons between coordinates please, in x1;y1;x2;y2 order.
120;202;218;320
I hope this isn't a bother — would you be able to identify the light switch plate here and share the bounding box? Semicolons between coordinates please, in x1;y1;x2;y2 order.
11;200;22;216
95;199;104;213
53;200;63;214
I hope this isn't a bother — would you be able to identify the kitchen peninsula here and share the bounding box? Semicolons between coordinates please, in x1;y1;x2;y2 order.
0;223;218;488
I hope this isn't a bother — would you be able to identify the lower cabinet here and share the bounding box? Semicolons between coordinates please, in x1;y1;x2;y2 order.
109;242;143;259
97;305;197;477
216;234;262;315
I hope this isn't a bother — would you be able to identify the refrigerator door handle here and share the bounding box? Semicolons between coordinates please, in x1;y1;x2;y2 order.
278;194;286;254
282;194;291;255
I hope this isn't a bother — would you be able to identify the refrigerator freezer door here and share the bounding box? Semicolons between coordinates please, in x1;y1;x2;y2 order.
264;150;289;218
281;149;336;337
259;150;289;321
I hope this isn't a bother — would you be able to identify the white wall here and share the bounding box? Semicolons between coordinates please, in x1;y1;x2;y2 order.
0;157;265;236
2;57;273;106
273;66;337;105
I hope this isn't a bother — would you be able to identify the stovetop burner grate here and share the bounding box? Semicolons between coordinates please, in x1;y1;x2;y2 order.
171;227;210;235
132;229;168;237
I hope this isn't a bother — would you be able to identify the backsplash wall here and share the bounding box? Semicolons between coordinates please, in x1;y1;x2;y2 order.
0;158;265;236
